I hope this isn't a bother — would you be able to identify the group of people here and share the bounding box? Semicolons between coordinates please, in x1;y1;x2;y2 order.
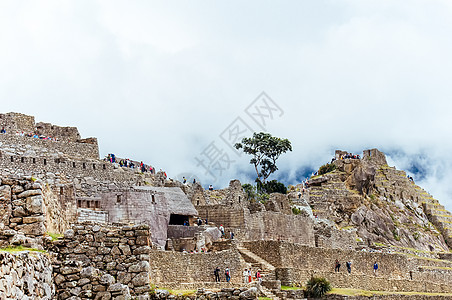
214;267;231;282
334;259;379;275
218;224;234;239
105;153;155;174
243;268;262;284
331;153;360;163
0;127;60;141
182;177;198;185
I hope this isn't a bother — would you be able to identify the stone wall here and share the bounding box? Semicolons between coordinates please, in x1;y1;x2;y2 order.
243;241;452;291
52;222;151;299
101;187;197;248
0;112;35;133
243;210;315;246
0;133;99;160
0;176;46;248
35;122;81;142
196;206;245;228
0;251;54;299
149;249;246;287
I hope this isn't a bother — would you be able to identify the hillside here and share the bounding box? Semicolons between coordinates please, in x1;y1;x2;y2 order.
305;149;450;252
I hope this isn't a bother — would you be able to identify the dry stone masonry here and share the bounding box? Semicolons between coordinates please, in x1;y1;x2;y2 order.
0;251;54;299
51;222;151;299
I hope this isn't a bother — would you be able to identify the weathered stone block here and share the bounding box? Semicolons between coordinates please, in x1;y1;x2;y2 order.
25;195;43;214
22;215;45;224
131;272;149;287
16;222;45;236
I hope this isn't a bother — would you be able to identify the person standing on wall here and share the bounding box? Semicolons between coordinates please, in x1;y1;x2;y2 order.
373;262;378;276
243;269;249;284
346;261;352;274
256;270;262;284
225;267;231;282
214;266;221;282
335;259;341;272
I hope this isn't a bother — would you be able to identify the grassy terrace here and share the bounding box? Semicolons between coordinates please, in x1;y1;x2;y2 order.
330;288;452;297
0;245;46;253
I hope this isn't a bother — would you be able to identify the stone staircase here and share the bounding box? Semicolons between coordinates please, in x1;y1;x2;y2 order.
237;245;276;281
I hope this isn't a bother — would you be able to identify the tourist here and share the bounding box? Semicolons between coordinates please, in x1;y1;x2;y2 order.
256;270;262;284
219;225;225;237
197;218;202;226
209;184;213;191
335;259;341;272
346;261;352;274
229;231;234;240
248;269;252;283
373;262;378;275
0;127;5;133
225;267;231;282
193;178;196;184
214;266;221;282
243;269;248;284
183;177;187;184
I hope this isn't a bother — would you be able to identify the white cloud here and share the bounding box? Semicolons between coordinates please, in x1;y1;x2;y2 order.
1;1;452;209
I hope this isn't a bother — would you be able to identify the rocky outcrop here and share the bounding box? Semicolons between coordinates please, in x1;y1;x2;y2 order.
307;149;449;251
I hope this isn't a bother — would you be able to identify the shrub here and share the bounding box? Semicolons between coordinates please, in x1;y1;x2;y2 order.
242;184;256;201
262;180;287;194
318;163;336;175
305;276;331;298
292;207;301;215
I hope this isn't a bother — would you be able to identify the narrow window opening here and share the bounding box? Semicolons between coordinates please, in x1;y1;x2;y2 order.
82;163;86;169
197;200;199;206
117;195;121;203
72;162;76;168
60;187;64;195
95;201;100;208
10;156;14;162
43;159;47;165
151;194;156;203
93;164;96;170
32;158;36;163
103;164;106;170
21;157;25;163
86;201;90;208
77;200;81;207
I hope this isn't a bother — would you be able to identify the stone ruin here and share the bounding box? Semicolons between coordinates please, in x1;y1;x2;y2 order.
2;112;452;299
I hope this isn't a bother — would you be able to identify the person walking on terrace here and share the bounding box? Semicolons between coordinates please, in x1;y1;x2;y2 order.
346;261;352;274
225;267;231;282
243;268;249;284
214;266;221;282
335;259;341;272
373;262;378;276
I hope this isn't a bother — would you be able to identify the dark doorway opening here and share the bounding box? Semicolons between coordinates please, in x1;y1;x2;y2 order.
169;214;189;225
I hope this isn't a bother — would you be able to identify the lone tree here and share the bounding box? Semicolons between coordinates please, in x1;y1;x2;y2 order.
235;132;292;183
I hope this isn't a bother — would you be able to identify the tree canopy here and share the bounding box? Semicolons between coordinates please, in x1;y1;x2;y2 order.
234;132;292;183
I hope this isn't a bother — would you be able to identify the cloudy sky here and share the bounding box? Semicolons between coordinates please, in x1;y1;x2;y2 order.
1;1;452;208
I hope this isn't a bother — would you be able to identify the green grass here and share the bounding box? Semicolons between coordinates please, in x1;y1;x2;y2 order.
167;289;196;296
330;288;452;297
281;285;302;291
259;297;273;300
340;226;354;231
374;242;387;247
0;245;46;253
46;232;63;241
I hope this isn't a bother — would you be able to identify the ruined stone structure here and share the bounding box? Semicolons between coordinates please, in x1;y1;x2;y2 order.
2;113;452;299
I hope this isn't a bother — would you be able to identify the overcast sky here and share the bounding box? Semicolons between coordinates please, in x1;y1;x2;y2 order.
1;1;452;209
